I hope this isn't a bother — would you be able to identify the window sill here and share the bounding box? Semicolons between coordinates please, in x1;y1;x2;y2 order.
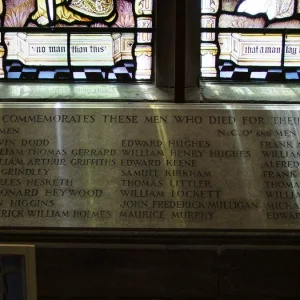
187;83;300;103
0;83;174;102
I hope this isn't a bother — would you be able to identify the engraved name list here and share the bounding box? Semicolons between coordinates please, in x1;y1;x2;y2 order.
0;105;297;230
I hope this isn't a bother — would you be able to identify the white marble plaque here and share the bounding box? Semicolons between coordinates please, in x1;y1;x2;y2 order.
0;103;299;230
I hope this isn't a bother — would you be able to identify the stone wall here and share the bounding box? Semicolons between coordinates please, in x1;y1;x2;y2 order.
35;243;300;299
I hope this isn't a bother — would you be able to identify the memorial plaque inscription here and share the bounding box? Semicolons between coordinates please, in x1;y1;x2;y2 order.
0;104;299;230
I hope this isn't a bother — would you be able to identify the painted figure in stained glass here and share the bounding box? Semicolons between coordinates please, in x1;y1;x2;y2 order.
1;0;153;82
237;0;294;20
31;0;116;25
218;0;299;27
200;0;300;80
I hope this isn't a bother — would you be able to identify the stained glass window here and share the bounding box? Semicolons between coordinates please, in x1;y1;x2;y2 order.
0;0;154;81
200;0;300;81
0;255;27;300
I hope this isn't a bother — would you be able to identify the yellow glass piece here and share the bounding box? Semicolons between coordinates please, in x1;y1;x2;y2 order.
0;47;5;58
69;0;114;18
31;0;115;24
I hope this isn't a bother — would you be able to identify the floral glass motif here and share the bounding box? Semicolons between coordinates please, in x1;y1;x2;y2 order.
200;0;300;81
0;0;154;81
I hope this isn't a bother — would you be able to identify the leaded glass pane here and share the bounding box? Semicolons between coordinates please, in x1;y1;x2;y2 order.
0;0;154;81
200;0;300;81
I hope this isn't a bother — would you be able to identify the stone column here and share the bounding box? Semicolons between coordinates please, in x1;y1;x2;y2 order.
0;46;4;78
200;0;219;77
134;0;153;80
200;45;218;77
0;1;5;78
